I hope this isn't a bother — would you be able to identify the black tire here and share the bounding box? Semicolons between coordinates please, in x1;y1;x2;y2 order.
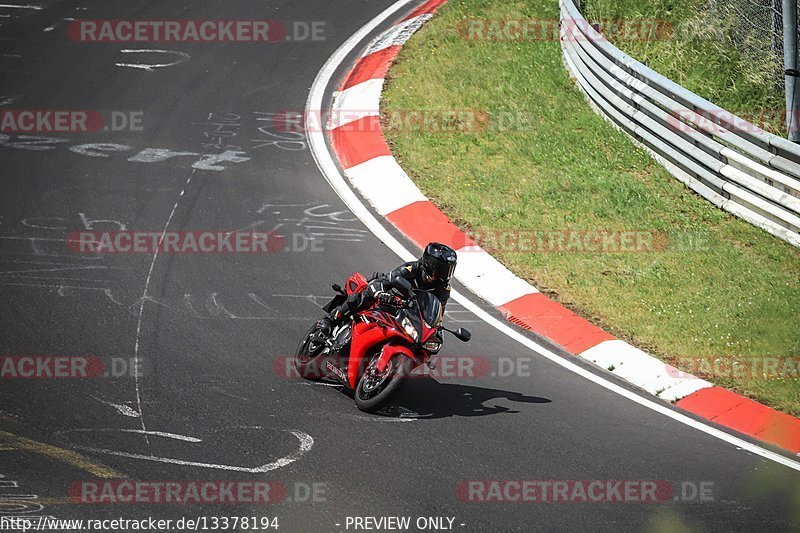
354;353;413;413
294;324;327;380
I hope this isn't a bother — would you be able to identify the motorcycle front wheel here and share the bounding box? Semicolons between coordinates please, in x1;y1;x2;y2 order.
354;353;413;413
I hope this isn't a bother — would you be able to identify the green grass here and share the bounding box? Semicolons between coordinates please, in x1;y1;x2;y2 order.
382;0;800;415
581;0;786;133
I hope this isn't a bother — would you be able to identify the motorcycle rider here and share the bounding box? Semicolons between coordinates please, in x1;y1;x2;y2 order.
315;242;457;338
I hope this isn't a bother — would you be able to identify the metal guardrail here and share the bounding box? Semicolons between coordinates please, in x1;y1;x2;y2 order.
559;0;800;248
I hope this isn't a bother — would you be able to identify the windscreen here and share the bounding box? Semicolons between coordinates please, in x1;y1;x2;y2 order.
415;290;443;328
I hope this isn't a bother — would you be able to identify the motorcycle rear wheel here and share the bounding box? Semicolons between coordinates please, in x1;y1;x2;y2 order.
294;324;327;380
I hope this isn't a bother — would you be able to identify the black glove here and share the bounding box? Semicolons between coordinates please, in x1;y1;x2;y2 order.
374;291;395;304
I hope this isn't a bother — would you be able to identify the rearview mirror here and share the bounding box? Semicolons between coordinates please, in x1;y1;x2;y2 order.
454;328;471;342
332;283;344;294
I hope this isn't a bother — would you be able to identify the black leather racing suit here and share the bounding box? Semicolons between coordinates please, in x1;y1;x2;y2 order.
326;261;450;326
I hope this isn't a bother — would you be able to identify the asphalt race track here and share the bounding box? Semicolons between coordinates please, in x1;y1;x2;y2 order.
1;1;799;531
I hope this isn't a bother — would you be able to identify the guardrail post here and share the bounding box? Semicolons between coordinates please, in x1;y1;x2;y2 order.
782;0;800;142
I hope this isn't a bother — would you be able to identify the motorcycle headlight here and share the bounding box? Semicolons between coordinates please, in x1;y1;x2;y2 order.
422;340;442;353
401;317;419;342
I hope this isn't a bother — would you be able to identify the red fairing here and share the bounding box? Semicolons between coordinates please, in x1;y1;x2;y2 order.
347;321;387;387
346;272;368;295
347;319;421;386
375;343;418;373
342;271;429;386
420;320;437;343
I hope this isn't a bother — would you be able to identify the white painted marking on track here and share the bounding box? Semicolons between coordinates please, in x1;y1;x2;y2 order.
89;396;141;418
70;143;131;158
344;414;416;423
0;236;64;241
60;428;202;443
127;147;198;163
115;49;190;71
0;266;107;276
4;276;107;283
304;0;800;473
71;430;314;472
0;4;42;10
248;292;276;312
0;251;103;260
43;17;73;32
103;288;122;305
131;169;197;448
0;259;84;266
0;282;107;291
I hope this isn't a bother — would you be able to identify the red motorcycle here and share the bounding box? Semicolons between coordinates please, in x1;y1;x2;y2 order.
294;272;471;412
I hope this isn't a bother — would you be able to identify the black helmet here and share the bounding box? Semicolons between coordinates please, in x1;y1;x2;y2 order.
420;242;457;283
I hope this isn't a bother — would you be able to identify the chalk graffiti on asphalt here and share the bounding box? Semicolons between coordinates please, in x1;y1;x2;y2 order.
255;202;368;244
195;111;306;153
